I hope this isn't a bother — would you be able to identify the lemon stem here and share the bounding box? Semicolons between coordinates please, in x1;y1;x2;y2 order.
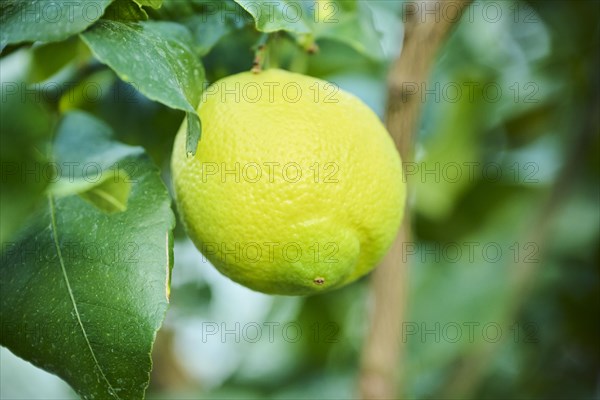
251;33;270;73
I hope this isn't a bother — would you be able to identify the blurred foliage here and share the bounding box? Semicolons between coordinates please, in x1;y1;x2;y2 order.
0;0;598;399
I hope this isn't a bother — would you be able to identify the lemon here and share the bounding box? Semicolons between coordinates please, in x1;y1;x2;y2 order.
172;69;405;295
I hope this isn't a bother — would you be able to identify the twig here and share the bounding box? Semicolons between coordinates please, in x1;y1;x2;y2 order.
359;2;472;399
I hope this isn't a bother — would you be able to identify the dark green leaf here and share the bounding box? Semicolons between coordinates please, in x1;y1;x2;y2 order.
0;67;55;243
143;1;251;56
0;0;114;52
80;20;205;154
27;37;81;83
103;0;149;21
58;69;117;113
185;10;250;56
0;111;175;399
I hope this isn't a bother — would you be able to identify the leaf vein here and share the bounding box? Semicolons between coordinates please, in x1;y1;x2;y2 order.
48;195;122;399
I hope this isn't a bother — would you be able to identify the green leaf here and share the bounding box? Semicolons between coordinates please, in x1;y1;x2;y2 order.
234;0;312;34
27;37;81;83
0;111;175;399
80;20;204;154
58;69;117;113
0;65;55;243
185;8;250;56
134;0;162;9
49;108;136;199
103;0;149;21
143;1;251;56
79;172;132;214
187;13;234;56
234;0;383;60
145;0;194;19
0;0;114;52
185;111;202;157
313;1;384;61
413;75;488;220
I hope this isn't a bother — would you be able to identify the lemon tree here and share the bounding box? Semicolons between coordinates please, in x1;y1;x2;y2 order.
172;69;405;295
0;0;394;397
2;0;597;399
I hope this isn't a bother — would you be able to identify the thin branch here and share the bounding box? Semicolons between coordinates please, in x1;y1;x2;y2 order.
359;2;472;399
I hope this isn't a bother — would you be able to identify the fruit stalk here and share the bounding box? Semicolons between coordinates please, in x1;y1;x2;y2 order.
251;33;270;73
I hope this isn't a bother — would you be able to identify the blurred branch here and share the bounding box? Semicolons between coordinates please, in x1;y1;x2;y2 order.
359;1;472;399
150;327;194;393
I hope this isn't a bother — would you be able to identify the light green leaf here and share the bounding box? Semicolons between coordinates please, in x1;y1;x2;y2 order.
0;111;175;399
49;108;138;198
80;19;204;154
79;172;132;214
234;0;383;60
0;0;114;52
313;1;384;61
234;0;312;34
134;0;162;9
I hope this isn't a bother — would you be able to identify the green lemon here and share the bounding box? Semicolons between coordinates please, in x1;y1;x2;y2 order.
172;69;405;295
